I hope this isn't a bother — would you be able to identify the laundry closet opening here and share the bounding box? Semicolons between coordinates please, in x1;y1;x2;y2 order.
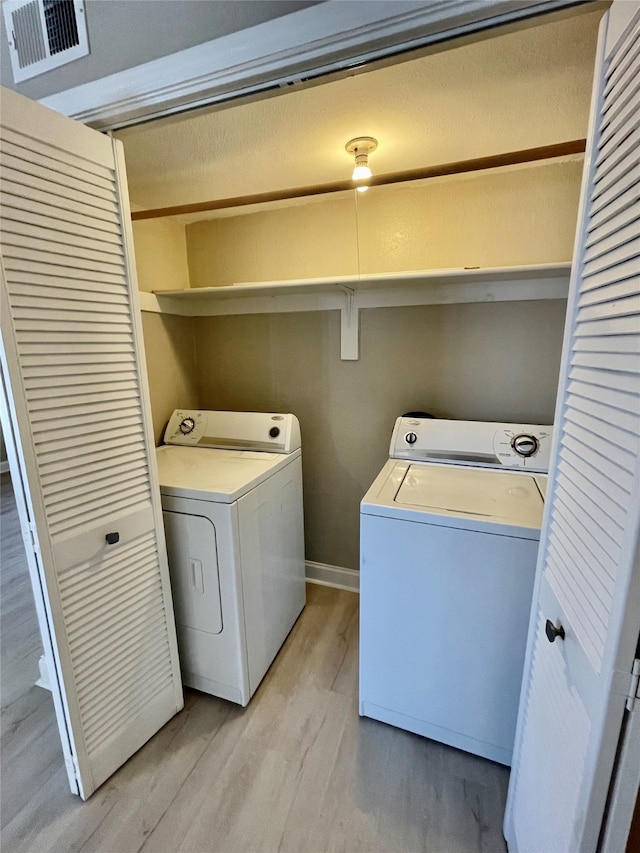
118;6;601;575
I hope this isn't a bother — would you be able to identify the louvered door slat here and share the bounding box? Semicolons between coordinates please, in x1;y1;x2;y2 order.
594;123;639;173
0;209;123;246
567;377;640;416
579;262;638;294
45;470;149;509
24;353;136;371
22;338;132;354
587;183;638;233
553;485;619;576
545;548;607;660
603;19;640;92
15;297;131;319
563;415;637;471
0;140;115;195
2;181;121;225
557;452;626;530
0;218;125;256
589;162;640;212
583;215;640;261
575;312;640;339
30;398;139;426
560;443;631;510
577;292;639;322
598;86;640;148
571;348;640;374
573;334;640;354
1;193;122;235
42;456;147;499
63;547;158;618
2;241;127;273
591;146;639;201
599;76;640;130
1;127;114;183
547;523;612;621
581;236;640;276
569;365;639;400
13;290;130;311
3;166;120;215
0;149;118;202
0;88;182;799
5;257;126;285
24;361;137;380
40;450;145;489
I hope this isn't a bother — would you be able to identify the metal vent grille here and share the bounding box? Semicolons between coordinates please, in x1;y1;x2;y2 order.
3;0;88;83
12;0;46;67
44;0;79;55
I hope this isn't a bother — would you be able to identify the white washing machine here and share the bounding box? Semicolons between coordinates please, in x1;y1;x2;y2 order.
359;417;553;765
156;410;306;706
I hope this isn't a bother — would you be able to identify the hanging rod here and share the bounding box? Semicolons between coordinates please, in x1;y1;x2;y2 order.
130;139;586;221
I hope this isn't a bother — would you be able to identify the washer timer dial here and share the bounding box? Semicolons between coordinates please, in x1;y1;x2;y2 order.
511;433;539;457
179;416;196;435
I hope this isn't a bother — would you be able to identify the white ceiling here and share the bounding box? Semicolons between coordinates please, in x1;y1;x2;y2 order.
116;7;603;215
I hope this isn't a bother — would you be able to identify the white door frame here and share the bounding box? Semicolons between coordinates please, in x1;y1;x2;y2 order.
38;0;592;130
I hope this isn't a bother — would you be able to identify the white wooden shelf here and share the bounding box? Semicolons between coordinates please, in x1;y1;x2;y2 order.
139;263;571;360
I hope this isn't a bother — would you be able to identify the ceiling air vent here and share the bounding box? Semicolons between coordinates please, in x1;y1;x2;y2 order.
3;0;89;83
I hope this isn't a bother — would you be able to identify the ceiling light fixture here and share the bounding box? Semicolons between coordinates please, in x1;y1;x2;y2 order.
345;136;378;193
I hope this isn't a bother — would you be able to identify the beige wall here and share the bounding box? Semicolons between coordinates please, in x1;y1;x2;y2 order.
144;161;581;569
132;217;189;293
132;218;197;442
194;301;566;570
141;313;199;445
186;160;582;286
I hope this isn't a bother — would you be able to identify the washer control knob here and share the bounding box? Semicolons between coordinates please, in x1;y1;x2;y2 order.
512;433;539;457
179;417;196;435
405;432;418;445
269;426;280;438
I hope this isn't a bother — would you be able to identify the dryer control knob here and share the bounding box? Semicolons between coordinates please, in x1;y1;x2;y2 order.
405;432;418;445
179;417;196;435
269;427;280;438
512;433;539;457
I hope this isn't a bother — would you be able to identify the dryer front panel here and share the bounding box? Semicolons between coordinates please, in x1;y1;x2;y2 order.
162;510;223;635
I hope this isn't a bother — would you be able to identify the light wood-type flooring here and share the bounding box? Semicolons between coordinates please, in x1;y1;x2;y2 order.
1;472;509;853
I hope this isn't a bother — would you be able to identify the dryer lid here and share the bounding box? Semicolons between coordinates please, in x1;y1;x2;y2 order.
395;464;544;527
156;445;295;502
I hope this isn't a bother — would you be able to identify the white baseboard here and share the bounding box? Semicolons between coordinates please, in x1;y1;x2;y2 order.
305;561;359;593
0;461;9;475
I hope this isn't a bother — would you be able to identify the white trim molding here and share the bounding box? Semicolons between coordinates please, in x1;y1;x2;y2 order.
305;561;360;593
39;0;590;130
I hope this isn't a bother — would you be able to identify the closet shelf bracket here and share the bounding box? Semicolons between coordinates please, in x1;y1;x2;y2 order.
338;285;359;361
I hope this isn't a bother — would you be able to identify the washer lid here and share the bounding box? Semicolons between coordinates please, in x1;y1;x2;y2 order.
395;464;543;527
156;445;295;503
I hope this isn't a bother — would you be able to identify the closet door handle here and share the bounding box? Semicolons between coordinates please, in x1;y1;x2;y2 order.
105;532;120;545
545;619;565;643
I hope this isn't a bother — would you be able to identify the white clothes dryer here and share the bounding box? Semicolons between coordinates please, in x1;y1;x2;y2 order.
359;417;553;765
156;410;306;706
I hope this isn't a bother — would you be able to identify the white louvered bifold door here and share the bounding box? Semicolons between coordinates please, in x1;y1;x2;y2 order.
504;4;640;852
0;87;183;799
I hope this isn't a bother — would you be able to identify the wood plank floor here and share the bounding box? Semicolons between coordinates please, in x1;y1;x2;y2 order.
1;472;509;853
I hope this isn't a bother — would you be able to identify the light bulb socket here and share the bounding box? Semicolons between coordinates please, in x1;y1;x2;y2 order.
346;136;378;185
